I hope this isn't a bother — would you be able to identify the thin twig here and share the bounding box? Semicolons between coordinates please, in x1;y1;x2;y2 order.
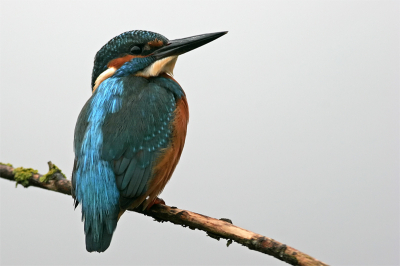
0;163;328;266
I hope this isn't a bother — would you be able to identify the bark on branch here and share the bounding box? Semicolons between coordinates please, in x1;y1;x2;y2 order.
0;163;328;266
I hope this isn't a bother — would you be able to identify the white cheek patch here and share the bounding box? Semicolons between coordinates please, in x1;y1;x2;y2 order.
136;56;178;78
92;67;117;93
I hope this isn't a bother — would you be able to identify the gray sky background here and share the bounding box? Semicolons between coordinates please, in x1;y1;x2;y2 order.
1;1;399;265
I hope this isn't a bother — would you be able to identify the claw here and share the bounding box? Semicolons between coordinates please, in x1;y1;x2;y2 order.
146;197;165;210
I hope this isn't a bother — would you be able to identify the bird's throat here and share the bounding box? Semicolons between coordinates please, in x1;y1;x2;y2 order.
136;56;178;78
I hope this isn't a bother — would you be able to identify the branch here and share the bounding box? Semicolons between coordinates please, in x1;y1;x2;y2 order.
0;163;328;266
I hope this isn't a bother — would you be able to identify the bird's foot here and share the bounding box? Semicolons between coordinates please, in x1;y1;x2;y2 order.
146;197;165;210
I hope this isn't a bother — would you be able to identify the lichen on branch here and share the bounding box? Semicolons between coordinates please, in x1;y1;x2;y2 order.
13;167;38;187
40;162;66;183
0;162;329;266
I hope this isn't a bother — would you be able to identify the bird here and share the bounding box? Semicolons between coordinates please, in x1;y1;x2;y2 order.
71;30;227;252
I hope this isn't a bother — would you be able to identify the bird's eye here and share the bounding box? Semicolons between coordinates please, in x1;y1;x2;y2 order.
129;46;142;55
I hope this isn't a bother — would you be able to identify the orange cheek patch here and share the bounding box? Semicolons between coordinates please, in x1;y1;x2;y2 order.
107;55;144;69
148;39;164;48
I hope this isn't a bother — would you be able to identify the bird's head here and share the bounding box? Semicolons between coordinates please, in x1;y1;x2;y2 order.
91;30;227;92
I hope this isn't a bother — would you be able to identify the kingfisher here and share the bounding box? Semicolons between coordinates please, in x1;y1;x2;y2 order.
71;30;227;252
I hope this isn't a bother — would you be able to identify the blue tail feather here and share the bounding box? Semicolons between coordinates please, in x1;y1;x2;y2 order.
73;77;123;252
85;209;118;252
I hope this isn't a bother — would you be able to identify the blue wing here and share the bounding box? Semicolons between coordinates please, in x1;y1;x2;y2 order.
100;76;179;208
72;75;182;251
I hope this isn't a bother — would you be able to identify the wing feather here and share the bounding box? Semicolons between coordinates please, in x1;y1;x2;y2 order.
101;76;177;209
137;166;152;195
115;157;130;175
126;165;144;196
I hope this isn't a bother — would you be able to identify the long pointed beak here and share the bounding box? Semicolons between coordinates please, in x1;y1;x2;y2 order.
152;31;228;60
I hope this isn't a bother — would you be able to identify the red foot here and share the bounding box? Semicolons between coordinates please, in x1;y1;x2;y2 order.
146;197;166;210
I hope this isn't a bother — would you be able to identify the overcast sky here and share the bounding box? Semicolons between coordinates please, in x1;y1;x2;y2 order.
1;1;399;265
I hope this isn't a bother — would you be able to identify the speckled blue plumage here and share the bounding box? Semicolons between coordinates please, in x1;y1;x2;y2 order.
101;76;182;203
73;74;184;252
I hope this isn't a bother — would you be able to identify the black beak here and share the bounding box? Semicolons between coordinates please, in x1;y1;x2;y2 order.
152;31;228;60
